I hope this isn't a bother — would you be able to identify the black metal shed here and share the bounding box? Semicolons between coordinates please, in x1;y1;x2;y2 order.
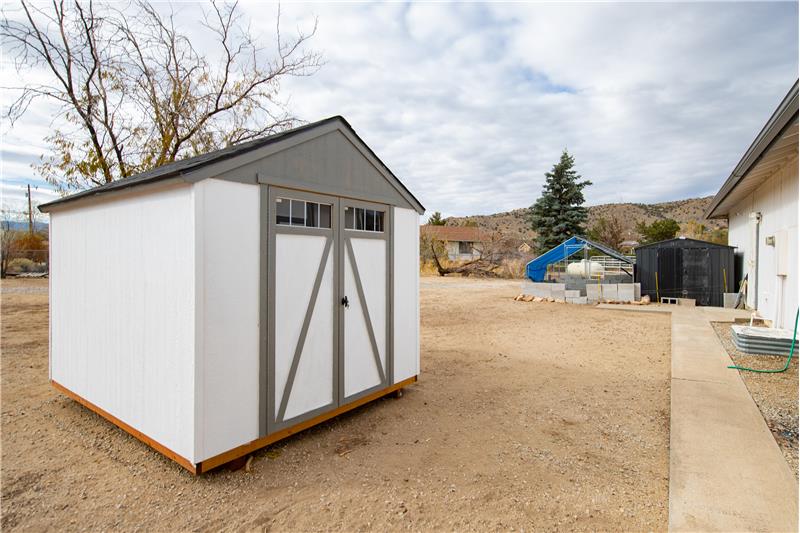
634;237;735;307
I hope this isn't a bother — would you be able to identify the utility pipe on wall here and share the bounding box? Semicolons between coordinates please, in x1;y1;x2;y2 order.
749;212;761;310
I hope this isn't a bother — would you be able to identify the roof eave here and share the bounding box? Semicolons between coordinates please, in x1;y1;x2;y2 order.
705;80;799;219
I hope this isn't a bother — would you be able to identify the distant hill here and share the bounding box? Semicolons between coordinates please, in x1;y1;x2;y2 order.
444;196;726;244
2;220;49;232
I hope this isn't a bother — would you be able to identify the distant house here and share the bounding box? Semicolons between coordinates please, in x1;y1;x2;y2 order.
421;225;488;261
706;80;798;328
619;240;639;254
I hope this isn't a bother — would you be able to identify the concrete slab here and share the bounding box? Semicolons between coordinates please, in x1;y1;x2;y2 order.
565;290;581;298
598;304;798;532
634;283;641;301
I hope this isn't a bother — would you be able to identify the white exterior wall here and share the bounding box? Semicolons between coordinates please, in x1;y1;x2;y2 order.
392;207;420;382
49;184;197;462
727;156;798;329
194;179;261;462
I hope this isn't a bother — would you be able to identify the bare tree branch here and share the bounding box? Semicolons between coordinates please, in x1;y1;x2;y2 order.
2;0;323;192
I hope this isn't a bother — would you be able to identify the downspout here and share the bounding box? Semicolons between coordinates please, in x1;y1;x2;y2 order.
749;212;761;310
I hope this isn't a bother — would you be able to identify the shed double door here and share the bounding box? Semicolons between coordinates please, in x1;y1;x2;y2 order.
656;247;712;306
267;187;391;433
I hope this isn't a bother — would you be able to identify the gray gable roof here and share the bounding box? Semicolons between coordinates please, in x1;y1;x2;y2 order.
39;116;425;214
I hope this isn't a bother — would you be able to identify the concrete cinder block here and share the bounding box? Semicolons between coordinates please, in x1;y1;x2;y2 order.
567;296;588;305
565;290;581;298
521;281;549;298
551;289;565;301
521;282;567;299
618;284;635;303
585;284;601;302
634;283;641;301
600;284;618;301
724;293;738;308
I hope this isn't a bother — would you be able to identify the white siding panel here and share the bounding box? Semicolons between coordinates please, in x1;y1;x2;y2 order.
196;179;260;461
274;234;327;410
392;208;420;382
284;249;335;421
343;245;383;396
726;156;798;328
49;184;196;462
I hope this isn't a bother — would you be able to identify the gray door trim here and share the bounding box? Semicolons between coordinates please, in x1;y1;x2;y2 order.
345;238;386;385
275;237;333;423
267;186;340;434
339;200;393;404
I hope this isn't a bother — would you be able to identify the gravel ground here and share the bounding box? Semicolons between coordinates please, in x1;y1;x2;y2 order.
711;321;799;478
2;277;671;531
1;283;48;295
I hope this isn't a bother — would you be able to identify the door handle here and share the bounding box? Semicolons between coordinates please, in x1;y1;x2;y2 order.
341;296;349;308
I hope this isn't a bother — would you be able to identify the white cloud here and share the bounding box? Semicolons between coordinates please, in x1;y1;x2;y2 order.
1;2;797;218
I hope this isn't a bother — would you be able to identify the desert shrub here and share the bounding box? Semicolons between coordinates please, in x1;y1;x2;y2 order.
500;258;527;279
8;257;37;273
419;260;440;277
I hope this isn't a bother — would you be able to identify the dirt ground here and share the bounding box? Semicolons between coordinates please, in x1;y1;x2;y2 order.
2;276;671;531
711;321;799;478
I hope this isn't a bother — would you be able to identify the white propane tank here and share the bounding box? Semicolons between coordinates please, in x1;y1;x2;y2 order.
566;259;604;278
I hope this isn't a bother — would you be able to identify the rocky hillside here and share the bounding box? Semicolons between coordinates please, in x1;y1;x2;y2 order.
446;196;726;243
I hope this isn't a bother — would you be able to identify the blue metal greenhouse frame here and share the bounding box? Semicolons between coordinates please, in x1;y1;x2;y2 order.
525;236;633;282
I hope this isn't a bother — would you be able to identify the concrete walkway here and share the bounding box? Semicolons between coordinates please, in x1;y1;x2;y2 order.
600;304;798;532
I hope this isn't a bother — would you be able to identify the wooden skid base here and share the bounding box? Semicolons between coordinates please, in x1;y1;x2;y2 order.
197;376;418;473
51;380;198;473
51;376;418;475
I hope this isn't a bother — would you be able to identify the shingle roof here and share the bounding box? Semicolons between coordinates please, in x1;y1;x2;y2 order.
420;225;489;242
39;116;424;213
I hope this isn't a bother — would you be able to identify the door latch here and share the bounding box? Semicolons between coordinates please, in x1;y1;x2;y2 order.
341;296;349;308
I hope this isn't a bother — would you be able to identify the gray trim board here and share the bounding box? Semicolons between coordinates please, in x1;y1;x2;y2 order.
339;198;392;403
39;116;425;214
267;186;340;433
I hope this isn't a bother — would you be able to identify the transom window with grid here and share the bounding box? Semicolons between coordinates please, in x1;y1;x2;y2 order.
344;206;384;232
276;197;332;228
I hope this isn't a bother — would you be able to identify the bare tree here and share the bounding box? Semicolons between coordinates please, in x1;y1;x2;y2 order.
1;216;20;278
2;0;322;192
428;234;506;278
587;215;624;250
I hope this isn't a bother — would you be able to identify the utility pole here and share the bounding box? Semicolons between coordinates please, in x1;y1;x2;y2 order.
27;184;33;234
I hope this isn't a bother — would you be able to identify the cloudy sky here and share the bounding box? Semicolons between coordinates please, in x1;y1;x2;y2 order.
1;2;797;219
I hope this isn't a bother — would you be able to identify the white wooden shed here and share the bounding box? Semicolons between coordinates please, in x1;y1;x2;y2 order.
39;116;424;474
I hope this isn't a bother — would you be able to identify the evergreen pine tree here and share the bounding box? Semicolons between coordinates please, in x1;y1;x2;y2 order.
528;150;592;251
